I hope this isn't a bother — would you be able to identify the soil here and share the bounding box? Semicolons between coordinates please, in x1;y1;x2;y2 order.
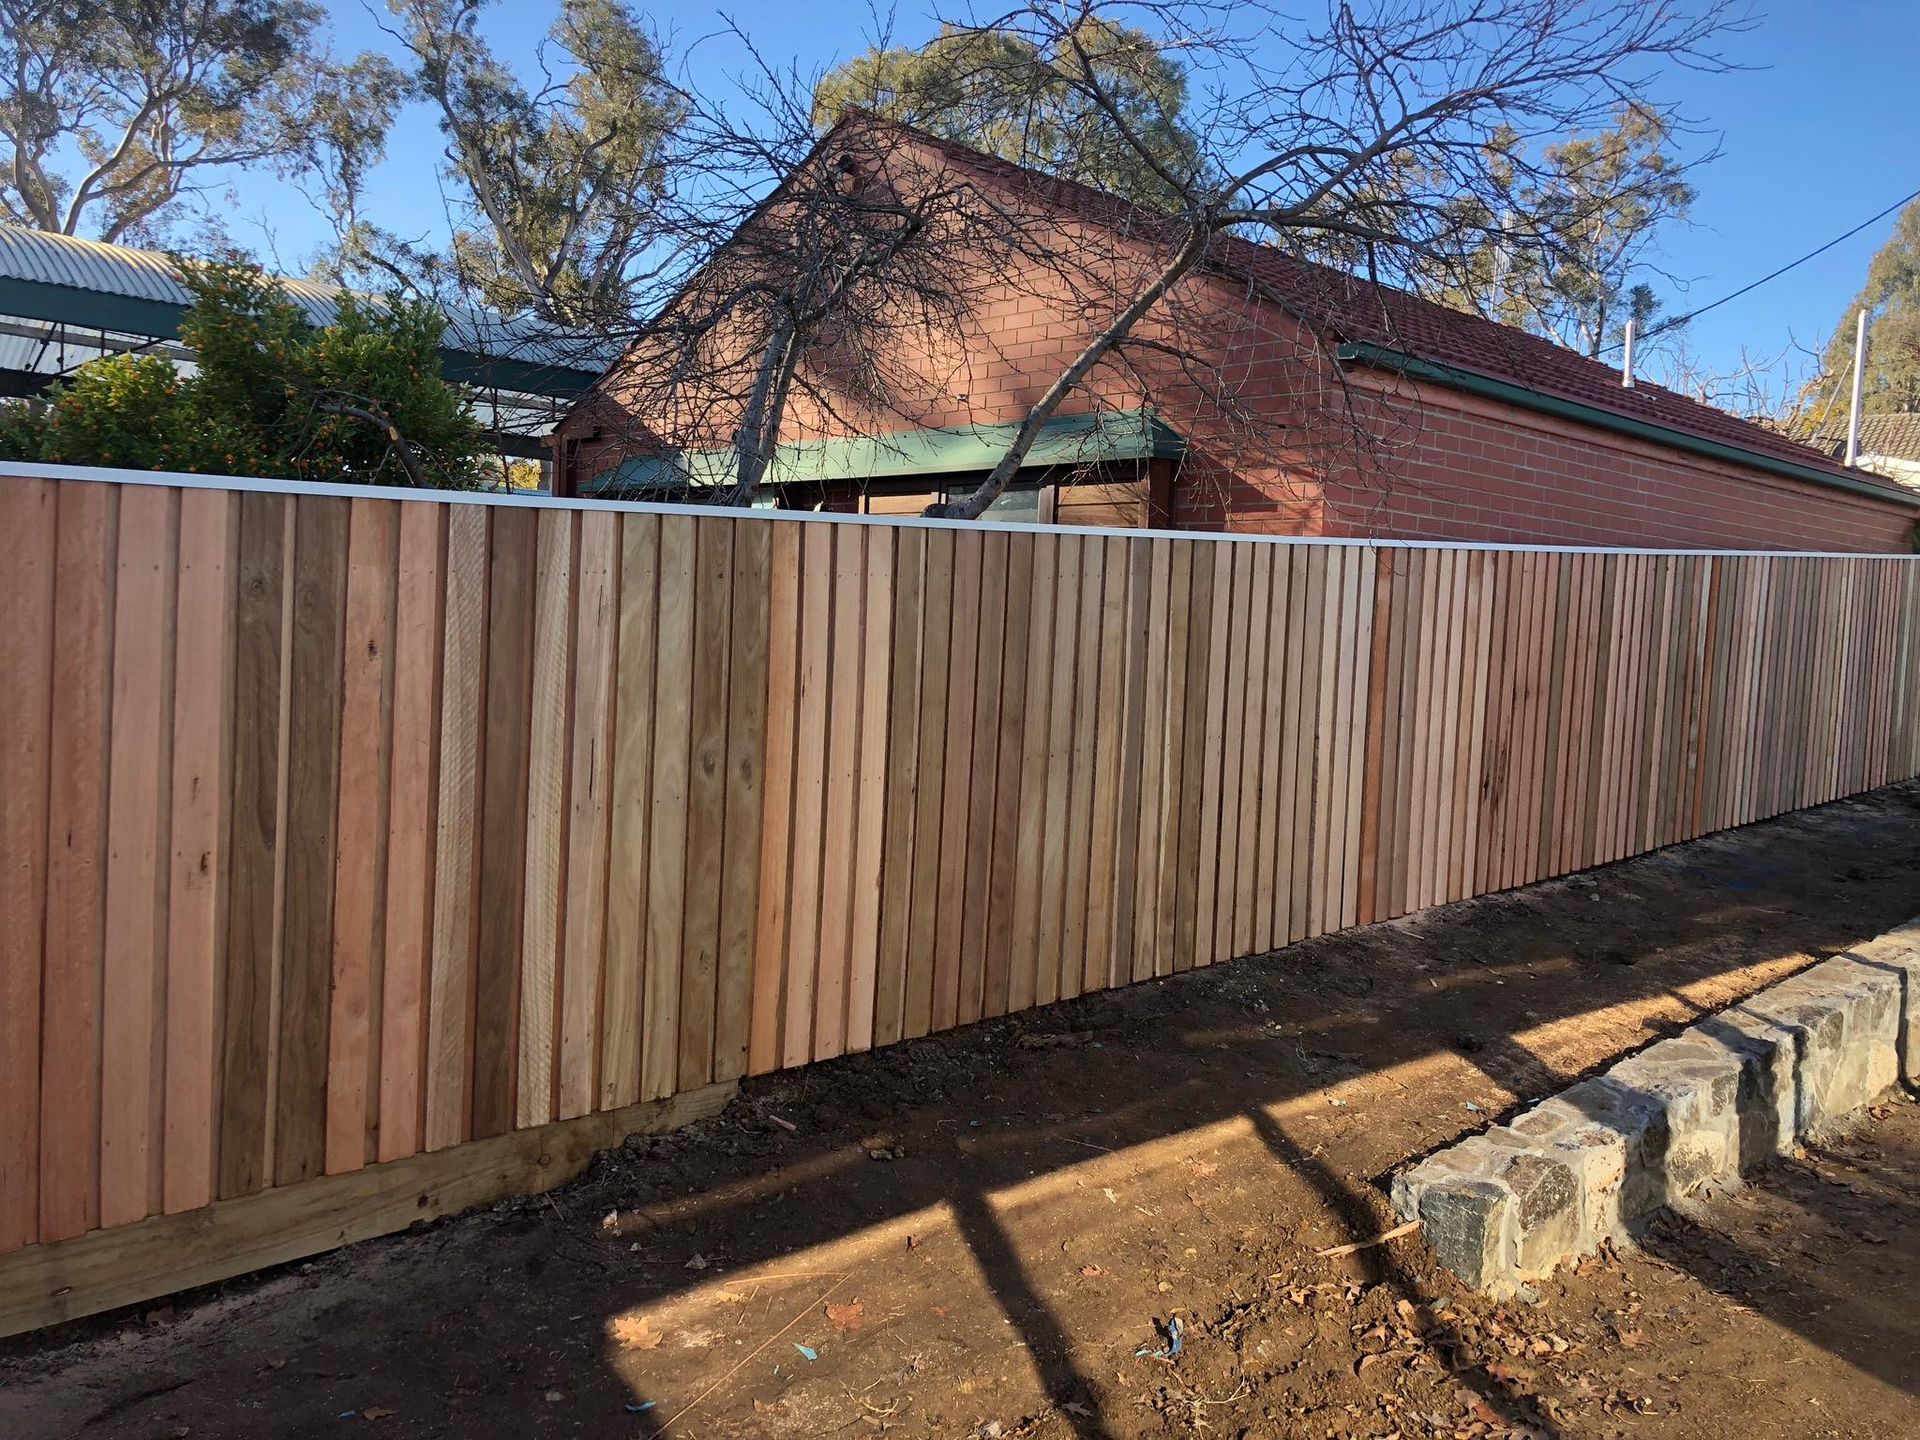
5;783;1919;1440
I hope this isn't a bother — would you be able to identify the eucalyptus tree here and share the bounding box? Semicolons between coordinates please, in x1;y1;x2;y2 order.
1811;197;1920;422
1436;104;1697;357
357;0;686;330
814;17;1207;210
0;0;400;245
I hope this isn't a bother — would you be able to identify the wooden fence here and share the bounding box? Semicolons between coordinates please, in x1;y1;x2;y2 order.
3;462;1919;1331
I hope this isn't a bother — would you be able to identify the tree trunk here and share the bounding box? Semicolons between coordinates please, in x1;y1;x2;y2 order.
729;314;798;505
931;219;1211;520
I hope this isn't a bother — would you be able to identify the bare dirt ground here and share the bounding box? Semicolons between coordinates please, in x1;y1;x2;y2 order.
5;783;1919;1440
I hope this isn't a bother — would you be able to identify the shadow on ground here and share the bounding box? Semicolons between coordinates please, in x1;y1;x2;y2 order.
1636;1093;1920;1401
4;784;1919;1439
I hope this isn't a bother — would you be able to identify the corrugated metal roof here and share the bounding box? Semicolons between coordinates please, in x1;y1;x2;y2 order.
0;331;52;371
0;225;619;387
0;323;196;383
0;227;195;305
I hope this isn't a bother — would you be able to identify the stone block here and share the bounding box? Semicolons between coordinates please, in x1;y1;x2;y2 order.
1408;1172;1514;1291
1843;928;1920;1085
1736;989;1849;1132
1820;958;1902;1103
1551;1074;1675;1227
1690;1008;1798;1166
1392;1137;1527;1290
1746;958;1901;1128
1505;1097;1630;1250
1605;1037;1742;1206
1495;1146;1581;1277
1392;919;1916;1296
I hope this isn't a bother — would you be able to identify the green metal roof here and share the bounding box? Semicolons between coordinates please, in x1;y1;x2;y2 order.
0;226;613;400
582;408;1184;495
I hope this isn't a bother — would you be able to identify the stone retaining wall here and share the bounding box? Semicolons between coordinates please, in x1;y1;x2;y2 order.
1391;918;1920;1292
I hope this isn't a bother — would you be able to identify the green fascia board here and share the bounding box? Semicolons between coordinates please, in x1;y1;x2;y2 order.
1337;341;1920;511
0;274;183;338
585;408;1184;495
0;276;604;400
432;351;604;399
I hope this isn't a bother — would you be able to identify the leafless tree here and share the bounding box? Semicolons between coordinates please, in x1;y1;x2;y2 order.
564;29;1039;506
903;0;1742;518
558;1;1738;517
1652;336;1820;431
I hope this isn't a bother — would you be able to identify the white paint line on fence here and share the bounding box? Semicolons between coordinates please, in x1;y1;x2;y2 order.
3;459;1916;562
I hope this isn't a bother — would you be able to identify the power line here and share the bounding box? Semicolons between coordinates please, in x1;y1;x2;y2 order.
1599;184;1920;355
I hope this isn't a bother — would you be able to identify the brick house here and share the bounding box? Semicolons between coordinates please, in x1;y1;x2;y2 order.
551;119;1919;553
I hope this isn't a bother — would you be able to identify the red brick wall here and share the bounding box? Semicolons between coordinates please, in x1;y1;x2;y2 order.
1148;279;1916;553
554;136;1916;553
1304;376;1916;552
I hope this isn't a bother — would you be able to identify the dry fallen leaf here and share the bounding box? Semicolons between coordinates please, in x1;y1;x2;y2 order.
825;1301;865;1333
1079;1265;1107;1279
363;1409;394;1422
610;1314;664;1351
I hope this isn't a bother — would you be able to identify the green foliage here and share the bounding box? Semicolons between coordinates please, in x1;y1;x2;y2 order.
0;257;484;487
345;0;683;326
1813;198;1920;422
813;20;1205;211
1441;106;1695;357
7;355;262;474
0;0;400;245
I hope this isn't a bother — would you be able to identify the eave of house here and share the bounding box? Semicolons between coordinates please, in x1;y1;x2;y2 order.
582;407;1186;495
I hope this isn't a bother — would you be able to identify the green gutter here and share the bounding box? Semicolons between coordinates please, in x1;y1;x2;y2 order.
1337;341;1920;510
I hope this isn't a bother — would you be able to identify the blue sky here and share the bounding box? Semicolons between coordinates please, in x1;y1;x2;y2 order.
1638;2;1920;377
236;3;1919;385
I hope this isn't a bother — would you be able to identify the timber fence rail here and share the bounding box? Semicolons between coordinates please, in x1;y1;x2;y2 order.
3;461;1918;1332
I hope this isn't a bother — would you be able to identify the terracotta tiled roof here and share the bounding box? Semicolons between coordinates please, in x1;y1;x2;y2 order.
872;118;1913;502
1816;413;1920;463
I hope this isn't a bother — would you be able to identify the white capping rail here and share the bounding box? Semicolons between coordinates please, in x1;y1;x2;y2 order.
4;459;1917;561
